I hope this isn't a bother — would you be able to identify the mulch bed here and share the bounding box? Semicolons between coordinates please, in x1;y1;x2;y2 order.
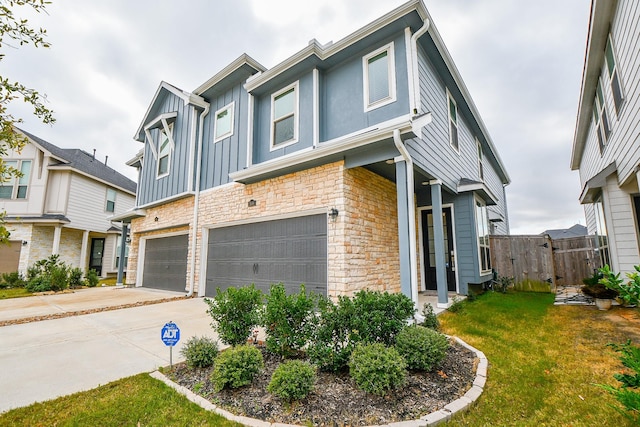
169;340;477;426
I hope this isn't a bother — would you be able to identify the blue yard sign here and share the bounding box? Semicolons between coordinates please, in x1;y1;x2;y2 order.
161;321;180;347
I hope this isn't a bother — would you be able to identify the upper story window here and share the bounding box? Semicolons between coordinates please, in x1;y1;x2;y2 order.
475;198;491;274
105;188;116;213
447;90;459;151
157;123;173;177
476;138;484;181
593;78;611;153
214;102;235;142
363;42;396;111
271;81;298;149
0;159;32;199
605;34;624;115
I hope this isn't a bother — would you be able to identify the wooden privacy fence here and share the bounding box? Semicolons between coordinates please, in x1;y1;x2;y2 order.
490;235;602;291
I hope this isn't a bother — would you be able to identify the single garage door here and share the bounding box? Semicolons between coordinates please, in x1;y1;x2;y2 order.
0;241;21;274
142;234;188;292
206;214;327;297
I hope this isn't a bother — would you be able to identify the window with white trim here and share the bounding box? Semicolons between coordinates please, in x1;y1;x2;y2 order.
214;102;234;142
0;159;32;199
476;138;484;181
605;34;624;115
157;123;173;177
593;78;611;154
594;196;611;267
475;199;491;274
105;188;116;213
271;82;298;148
447;90;459;151
363;42;396;111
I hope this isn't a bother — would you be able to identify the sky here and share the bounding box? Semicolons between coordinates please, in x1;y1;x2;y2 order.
2;0;591;235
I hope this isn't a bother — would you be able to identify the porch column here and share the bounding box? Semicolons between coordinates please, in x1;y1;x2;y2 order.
395;160;412;299
52;225;62;255
79;230;90;273
430;180;449;307
116;223;128;287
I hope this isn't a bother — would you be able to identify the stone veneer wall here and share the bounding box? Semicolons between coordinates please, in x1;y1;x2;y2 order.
127;161;402;297
58;228;83;268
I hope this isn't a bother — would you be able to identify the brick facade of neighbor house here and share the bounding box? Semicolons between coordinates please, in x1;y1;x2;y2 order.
127;161;401;297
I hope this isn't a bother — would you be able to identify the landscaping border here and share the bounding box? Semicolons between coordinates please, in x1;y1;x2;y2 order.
150;336;488;427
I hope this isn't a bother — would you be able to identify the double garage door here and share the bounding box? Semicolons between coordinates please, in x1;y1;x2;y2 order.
142;215;327;296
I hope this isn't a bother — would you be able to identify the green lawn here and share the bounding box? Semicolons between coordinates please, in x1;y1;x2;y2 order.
0;287;32;299
0;373;240;426
440;291;637;426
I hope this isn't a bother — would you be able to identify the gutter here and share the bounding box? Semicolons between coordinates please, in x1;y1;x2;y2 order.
187;104;210;297
408;19;430;114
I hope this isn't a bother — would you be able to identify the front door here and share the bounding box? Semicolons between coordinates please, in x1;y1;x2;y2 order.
89;238;105;276
422;207;456;291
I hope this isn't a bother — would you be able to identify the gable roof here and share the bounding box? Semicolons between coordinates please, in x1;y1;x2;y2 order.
17;128;137;195
541;224;588;240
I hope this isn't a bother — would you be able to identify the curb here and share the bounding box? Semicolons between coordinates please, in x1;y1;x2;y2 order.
150;336;487;426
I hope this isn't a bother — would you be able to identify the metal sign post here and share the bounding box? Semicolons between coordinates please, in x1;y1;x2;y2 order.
161;321;180;369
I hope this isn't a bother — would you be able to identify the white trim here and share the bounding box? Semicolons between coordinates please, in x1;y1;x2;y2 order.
270;81;299;151
474;195;492;275
156;122;174;179
409;19;430;114
363;42;397;112
405;28;415;114
417;204;459;294
187;105;198;192
446;88;459;153
213;101;235;143
476;137;484;181
246;94;254;168
194;54;266;95
203;208;327;230
313;68;320;148
135;191;194;210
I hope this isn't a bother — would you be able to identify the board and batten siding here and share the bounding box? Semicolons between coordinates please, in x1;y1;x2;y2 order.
200;84;249;190
137;91;197;206
603;174;640;272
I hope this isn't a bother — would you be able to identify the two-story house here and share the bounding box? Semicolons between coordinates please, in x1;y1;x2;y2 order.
571;0;640;277
115;0;510;308
0;128;137;278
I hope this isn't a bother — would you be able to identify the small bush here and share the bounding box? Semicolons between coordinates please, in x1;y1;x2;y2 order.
204;285;263;346
1;271;26;289
420;302;439;330
210;345;264;392
447;296;464;313
180;336;219;369
267;360;316;401
85;269;99;288
597;340;640;422
395;326;449;371
26;255;69;292
68;268;84;289
263;283;318;357
349;343;406;396
308;295;356;372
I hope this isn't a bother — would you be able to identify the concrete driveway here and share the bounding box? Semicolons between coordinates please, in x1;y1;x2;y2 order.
0;288;217;414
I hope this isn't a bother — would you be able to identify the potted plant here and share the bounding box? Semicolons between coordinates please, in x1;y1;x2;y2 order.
581;267;618;310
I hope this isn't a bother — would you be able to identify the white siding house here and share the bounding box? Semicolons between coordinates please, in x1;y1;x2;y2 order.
0;129;136;277
571;0;640;276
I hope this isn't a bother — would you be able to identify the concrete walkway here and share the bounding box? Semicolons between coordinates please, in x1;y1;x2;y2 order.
0;292;216;414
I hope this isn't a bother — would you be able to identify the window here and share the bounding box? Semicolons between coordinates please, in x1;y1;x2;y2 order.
214;102;234;142
271;82;298;148
157;123;173;177
593;79;611;153
477;138;484;181
363;43;396;111
0;160;32;199
605;34;624;115
447;90;459;151
105;188;116;213
594;197;611;267
475;199;491;274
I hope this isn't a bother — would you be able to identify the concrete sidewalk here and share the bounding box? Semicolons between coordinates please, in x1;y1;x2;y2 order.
0;297;216;414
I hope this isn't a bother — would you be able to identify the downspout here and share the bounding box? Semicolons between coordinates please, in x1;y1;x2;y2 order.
393;129;419;313
187;104;210;297
409;19;430;114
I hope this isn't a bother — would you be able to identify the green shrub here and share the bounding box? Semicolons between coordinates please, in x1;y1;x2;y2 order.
263;283;318;357
597;340;640;422
210;345;264;392
618;265;640;307
26;255;70;292
447;296;464;313
420;302;439;330
267;360;316;401
204;285;263;346
395;326;449;371
308;295;356;372
85;269;99;288
180;336;219;369
1;271;26;288
348;343;406;396
68;268;84;289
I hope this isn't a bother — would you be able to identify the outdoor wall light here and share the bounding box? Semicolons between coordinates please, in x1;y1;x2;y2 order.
154;217;159;222
22;240;28;246
248;199;257;207
328;207;339;222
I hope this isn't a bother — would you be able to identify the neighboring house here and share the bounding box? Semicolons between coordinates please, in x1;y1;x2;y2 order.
0;129;137;278
571;0;640;277
115;0;510;308
541;224;588;240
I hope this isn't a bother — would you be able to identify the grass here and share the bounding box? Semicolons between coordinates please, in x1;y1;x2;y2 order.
0;287;32;299
440;291;637;426
0;373;241;427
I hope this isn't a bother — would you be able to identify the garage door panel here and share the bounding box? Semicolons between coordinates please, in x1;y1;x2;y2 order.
206;215;327;297
143;234;188;292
